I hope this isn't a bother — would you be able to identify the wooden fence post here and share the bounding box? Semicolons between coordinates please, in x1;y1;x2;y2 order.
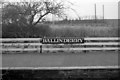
83;39;86;53
40;45;42;53
39;38;42;53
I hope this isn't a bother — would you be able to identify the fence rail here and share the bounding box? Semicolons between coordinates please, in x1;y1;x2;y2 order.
1;37;120;53
1;42;119;46
1;37;119;41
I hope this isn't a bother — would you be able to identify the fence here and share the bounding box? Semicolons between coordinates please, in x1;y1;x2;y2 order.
0;37;120;53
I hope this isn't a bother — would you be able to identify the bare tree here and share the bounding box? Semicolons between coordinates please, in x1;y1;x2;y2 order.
2;0;65;26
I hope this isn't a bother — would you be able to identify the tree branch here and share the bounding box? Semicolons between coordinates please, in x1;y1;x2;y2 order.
29;11;37;25
33;11;50;25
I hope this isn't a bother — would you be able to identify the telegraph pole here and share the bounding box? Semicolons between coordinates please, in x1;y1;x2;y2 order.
103;5;104;20
95;4;97;20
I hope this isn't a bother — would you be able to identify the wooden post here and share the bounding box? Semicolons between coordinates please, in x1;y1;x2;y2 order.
39;39;42;53
40;45;42;53
83;39;86;53
84;45;87;53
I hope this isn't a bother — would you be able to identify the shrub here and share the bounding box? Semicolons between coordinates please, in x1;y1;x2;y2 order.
2;23;52;38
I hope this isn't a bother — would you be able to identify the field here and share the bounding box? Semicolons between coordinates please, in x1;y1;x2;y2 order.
50;25;118;37
46;19;119;37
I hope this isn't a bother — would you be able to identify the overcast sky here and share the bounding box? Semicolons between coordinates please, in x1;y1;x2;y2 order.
2;0;120;19
66;0;119;19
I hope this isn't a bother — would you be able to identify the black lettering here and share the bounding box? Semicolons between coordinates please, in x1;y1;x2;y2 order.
78;39;82;43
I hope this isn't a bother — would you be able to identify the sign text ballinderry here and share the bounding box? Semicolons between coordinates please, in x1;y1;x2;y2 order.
42;38;84;44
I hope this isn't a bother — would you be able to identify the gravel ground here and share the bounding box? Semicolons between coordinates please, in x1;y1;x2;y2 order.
2;51;119;67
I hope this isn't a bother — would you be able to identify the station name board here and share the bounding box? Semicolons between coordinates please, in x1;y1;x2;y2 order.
41;38;84;44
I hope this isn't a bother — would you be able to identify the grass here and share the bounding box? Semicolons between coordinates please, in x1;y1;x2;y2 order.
49;24;118;37
47;19;119;37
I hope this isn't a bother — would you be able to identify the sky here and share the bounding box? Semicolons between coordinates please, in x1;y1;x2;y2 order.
67;1;118;19
1;0;120;19
63;0;119;19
